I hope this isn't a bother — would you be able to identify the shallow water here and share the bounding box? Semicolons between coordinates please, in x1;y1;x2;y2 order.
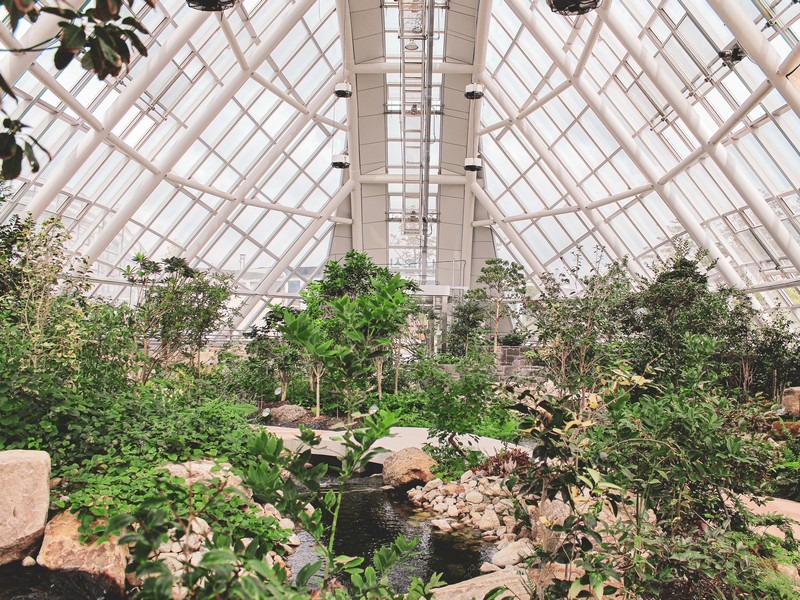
0;565;115;600
288;477;496;592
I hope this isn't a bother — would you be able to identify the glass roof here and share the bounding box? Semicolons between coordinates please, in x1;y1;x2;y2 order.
2;0;800;328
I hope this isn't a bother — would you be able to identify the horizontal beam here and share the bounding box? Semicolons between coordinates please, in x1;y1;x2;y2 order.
353;62;473;74
360;173;466;184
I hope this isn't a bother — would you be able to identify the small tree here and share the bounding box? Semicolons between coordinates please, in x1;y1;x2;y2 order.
469;258;527;354
281;309;335;418
123;254;236;383
245;306;300;404
445;296;488;356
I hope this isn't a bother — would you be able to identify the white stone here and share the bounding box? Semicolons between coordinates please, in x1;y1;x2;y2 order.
465;491;484;504
479;562;500;573
279;518;295;530
430;519;452;532
21;556;36;567
478;510;501;531
447;506;460;518
460;470;474;483
491;539;535;567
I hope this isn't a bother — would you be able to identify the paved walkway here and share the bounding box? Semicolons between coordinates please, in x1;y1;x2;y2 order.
264;426;521;465
744;496;800;540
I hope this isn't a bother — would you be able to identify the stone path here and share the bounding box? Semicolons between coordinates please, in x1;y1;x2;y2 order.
264;426;523;464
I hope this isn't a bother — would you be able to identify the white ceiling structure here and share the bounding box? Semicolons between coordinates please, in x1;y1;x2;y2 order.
3;0;800;329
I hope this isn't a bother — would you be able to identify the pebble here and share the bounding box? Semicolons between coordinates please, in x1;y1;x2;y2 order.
21;556;36;567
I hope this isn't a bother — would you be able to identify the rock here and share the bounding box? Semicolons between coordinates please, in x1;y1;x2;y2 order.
423;478;443;492
270;404;308;423
460;470;474;483
433;568;530;599
21;556;36;567
164;460;249;497
479;562;500;573
447;506;460;518
430;519;453;532
382;447;437;488
278;518;295;531
539;498;571;526
776;563;800;584
783;387;800;418
772;420;800;439
477;510;501;531
465;491;484;504
188;517;211;537
37;511;129;596
491;539;535;567
0;450;51;566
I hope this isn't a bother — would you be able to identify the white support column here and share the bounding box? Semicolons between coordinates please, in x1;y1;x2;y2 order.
82;0;316;265
235;178;356;326
600;5;800;273
25;9;211;219
481;75;642;276
184;77;337;259
505;0;744;288
218;14;249;71
336;0;362;252
471;177;546;276
458;0;494;288
706;0;800;118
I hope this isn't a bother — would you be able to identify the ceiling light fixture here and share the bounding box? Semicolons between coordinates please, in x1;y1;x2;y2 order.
186;0;236;11
546;0;602;15
405;40;419;51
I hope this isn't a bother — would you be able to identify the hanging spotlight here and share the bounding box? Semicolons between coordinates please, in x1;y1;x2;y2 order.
546;0;602;16
186;0;236;11
465;83;484;100
464;157;483;172
332;154;350;169
719;43;746;67
334;82;353;98
405;40;420;51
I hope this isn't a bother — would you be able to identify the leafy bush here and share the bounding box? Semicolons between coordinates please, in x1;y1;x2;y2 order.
476;448;532;477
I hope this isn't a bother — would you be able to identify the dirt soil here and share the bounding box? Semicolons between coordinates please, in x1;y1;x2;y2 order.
263;402;346;431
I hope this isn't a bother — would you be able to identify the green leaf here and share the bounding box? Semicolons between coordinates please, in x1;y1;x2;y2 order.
2;146;23;180
294;559;322;588
0;73;17;100
199;548;238;568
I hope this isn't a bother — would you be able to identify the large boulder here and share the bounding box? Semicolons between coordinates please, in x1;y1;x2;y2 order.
0;449;51;565
382;447;437;488
491;539;535;567
432;568;530;599
37;511;129;596
270;404;308;423
783;387;800;418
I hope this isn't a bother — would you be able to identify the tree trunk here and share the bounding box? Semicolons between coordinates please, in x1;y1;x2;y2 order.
375;357;384;401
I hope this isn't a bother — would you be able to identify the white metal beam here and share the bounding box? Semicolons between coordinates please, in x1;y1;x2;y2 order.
505;0;744;288
600;4;800;273
82;0;316;265
481;76;643;276
360;173;466;184
470;177;546;276
706;0;800;118
25;9;211;219
183;77;338;259
235;178;356;326
353;62;473;74
0;0;85;89
502;183;653;222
